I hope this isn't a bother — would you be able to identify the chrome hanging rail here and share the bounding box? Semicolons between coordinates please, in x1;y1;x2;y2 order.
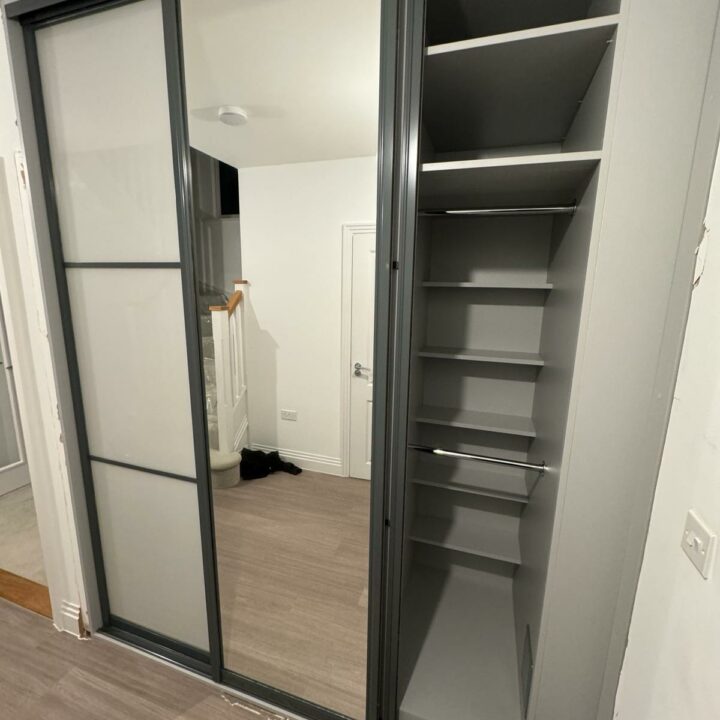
419;204;576;217
409;444;546;474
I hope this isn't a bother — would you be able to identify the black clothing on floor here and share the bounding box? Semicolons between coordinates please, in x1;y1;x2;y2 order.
240;448;302;480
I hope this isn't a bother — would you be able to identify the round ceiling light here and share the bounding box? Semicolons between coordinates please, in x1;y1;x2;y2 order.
217;105;248;126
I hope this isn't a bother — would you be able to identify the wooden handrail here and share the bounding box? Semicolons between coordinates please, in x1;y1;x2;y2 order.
209;290;243;316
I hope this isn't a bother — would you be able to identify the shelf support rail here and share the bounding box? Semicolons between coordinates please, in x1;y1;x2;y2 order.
409;444;546;474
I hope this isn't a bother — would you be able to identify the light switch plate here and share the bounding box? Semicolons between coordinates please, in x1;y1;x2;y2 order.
280;409;297;421
682;510;717;579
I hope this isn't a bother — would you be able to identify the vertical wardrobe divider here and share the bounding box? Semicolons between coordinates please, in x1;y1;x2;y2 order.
398;2;621;720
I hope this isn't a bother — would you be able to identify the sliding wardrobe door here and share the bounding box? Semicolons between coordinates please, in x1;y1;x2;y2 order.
30;0;212;656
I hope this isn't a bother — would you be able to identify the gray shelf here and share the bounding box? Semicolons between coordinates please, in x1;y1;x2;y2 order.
423;280;553;290
420;151;601;208
412;454;535;503
419;346;544;366
412;477;530;505
415;405;536;438
411;515;521;565
399;566;523;720
423;17;619;152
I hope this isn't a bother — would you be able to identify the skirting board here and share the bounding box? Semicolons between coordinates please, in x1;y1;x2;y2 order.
57;598;86;636
250;443;345;477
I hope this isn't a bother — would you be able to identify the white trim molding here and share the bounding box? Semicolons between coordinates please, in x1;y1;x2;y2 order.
340;222;376;479
58;598;87;637
0;148;94;636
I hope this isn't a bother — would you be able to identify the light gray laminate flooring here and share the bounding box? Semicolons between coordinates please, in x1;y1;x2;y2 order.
0;598;268;719
214;470;371;720
1;472;370;720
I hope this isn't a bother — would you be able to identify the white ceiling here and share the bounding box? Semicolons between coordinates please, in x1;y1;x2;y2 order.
181;0;381;169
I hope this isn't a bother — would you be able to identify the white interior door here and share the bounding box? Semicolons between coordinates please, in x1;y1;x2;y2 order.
348;226;376;480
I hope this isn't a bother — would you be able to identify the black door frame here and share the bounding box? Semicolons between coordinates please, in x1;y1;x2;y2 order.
6;0;406;719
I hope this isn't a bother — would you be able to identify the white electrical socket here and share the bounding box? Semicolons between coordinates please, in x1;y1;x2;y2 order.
682;510;717;579
280;409;297;421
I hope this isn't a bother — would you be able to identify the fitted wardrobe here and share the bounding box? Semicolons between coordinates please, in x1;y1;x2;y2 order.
399;2;618;718
384;1;720;720
5;0;720;720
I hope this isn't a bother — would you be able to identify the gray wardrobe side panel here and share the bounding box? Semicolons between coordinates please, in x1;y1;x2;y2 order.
4;18;102;627
596;14;720;720
531;2;720;719
513;170;600;670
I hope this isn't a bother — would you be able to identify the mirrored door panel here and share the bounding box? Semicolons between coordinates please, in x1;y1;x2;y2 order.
180;1;381;716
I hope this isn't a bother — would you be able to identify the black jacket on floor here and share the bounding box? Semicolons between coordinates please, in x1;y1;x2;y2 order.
240;448;302;480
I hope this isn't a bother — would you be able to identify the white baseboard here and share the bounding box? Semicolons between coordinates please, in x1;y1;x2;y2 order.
250;443;345;476
54;598;87;637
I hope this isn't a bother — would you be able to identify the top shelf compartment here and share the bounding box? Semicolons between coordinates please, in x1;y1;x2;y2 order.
422;17;619;157
425;0;621;45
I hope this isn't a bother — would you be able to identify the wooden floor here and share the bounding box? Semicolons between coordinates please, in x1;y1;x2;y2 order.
0;567;51;618
214;470;370;720
0;598;276;719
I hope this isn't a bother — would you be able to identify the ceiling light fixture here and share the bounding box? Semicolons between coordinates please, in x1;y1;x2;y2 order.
217;105;248;126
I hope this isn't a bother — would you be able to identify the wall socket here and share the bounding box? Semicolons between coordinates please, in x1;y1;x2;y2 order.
280;409;297;421
682;509;717;579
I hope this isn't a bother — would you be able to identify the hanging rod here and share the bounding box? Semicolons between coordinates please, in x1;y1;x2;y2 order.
419;204;576;217
410;444;546;474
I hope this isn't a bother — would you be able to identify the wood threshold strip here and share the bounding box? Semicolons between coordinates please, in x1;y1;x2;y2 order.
209;289;243;316
0;567;52;618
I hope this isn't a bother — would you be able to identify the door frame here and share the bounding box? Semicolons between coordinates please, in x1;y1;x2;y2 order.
5;1;403;719
340;222;376;479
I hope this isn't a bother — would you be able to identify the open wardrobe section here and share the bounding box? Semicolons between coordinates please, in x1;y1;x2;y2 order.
382;1;720;720
397;4;619;719
5;0;720;719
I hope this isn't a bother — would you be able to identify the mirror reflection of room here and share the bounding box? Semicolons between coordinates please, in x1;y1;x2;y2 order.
182;1;381;717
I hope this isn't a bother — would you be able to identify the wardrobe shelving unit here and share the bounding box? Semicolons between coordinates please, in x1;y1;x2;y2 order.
397;2;621;720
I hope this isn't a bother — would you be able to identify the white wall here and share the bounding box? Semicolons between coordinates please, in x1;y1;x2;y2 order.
613;146;720;719
238;155;377;473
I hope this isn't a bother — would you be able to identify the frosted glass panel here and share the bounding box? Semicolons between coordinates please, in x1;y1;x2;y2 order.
92;461;209;650
36;0;180;263
67;268;195;477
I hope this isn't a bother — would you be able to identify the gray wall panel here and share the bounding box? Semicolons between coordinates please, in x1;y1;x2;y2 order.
531;2;720;719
